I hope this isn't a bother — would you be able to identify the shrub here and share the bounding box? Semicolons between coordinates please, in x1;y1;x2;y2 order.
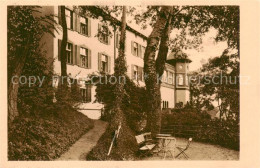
8;108;94;160
161;108;239;150
95;75;148;132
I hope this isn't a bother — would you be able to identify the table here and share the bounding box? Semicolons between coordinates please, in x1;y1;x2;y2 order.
155;136;176;159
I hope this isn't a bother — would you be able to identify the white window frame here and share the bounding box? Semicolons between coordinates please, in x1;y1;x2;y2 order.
133;65;138;81
178;74;184;85
65;9;73;29
168;72;173;84
101;54;108;72
99;25;109;44
80;16;88;35
66;42;73;64
80;47;88;68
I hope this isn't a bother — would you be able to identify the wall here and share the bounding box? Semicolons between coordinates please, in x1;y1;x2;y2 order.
41;6;190;118
161;87;175;108
176;89;190;105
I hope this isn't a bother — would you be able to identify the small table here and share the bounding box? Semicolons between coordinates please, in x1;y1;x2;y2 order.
155;136;176;159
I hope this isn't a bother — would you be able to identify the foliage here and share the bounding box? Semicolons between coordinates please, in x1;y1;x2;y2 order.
8;6;89;161
8;108;94;160
162;108;239;150
133;6;239;50
8;6;56;84
94;75;148;132
86;117;138;160
190;49;239;121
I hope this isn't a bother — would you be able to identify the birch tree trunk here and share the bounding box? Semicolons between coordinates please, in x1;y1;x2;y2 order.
144;6;173;137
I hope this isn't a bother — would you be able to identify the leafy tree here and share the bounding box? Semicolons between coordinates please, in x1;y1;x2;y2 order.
133;6;239;136
190;49;239;121
8;6;56;122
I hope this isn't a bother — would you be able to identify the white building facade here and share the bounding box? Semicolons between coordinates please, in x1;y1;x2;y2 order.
40;6;191;119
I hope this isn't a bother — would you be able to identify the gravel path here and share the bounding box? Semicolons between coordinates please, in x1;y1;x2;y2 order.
56;120;108;160
143;137;239;160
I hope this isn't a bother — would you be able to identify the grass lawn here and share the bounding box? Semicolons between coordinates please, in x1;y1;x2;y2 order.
8;108;94;160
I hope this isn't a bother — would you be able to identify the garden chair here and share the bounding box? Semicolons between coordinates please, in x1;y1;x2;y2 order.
175;138;192;159
135;132;156;157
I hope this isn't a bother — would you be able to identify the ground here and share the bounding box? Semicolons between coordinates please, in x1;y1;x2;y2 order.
56;119;239;161
56;120;108;160
142;137;239;160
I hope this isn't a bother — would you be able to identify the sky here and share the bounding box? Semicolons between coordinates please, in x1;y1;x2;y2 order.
125;8;228;72
184;29;228;71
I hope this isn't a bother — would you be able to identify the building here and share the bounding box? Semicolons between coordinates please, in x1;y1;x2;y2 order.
40;6;191;119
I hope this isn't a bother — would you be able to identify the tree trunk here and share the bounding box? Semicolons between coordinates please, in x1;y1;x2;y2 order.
60;6;68;86
112;6;127;125
144;6;173;137
8;44;30;122
156;16;172;78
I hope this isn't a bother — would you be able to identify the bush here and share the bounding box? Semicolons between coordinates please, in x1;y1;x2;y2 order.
86;76;147;160
95;76;148;133
8;108;94;160
161;108;239;150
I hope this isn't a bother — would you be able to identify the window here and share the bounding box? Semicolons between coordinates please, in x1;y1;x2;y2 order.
66;42;73;64
80;84;91;103
101;54;108;72
80;47;88;68
133;42;138;56
98;24;109;44
178;74;184;85
168;72;173;84
162;101;169;109
80;16;88;35
131;41;145;58
186;75;189;85
65;9;73;29
163;71;168;83
132;65;143;81
133;65;138;80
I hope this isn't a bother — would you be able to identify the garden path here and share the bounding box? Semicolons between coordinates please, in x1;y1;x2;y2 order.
56;120;108;160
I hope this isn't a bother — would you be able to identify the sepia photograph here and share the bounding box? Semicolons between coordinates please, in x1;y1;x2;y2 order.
6;5;241;162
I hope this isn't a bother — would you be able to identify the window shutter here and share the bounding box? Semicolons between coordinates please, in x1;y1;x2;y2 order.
88;49;91;69
77;15;81;32
131;64;134;80
71;43;74;64
87;84;92;102
98;23;101;41
138;67;144;81
58;39;61;61
131;41;134;56
138;44;142;58
98;53;102;71
108;56;111;73
58;6;62;24
73;12;77;31
116;33;119;48
87;18;91;36
77;46;80;66
74;45;77;65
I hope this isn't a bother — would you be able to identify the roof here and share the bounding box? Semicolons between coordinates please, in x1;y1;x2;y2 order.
167;49;192;64
83;6;148;40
